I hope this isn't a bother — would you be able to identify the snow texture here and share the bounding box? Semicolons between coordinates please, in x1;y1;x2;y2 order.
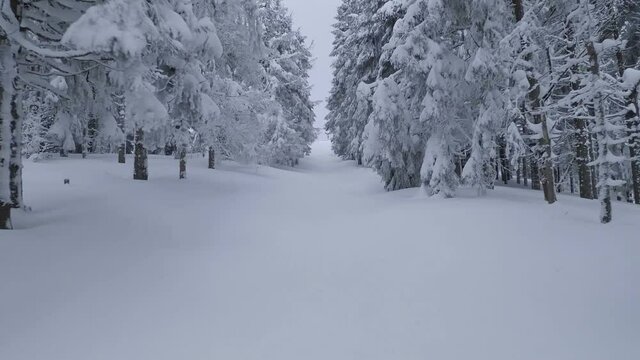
1;141;639;360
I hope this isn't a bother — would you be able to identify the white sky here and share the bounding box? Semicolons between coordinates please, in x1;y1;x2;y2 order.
281;0;342;131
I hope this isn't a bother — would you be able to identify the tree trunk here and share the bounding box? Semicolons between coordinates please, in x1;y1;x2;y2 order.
534;81;557;204
113;92;126;164
587;41;612;223
575;118;593;199
133;128;148;181
565;16;593;200
499;139;509;184
522;157;528;186
179;145;187;179
208;147;215;169
9;87;21;208
513;0;556;203
569;169;575;194
622;81;640;204
82;125;88;159
118;144;126;164
609;36;640;204
530;154;540;190
628;107;640;205
0;201;11;229
0;39;14;229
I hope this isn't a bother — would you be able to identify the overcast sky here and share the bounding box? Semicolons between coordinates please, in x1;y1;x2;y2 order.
281;0;342;131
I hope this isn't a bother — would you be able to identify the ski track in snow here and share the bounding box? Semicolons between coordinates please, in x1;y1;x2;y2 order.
1;141;639;360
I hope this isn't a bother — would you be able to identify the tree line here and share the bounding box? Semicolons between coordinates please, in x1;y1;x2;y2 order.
326;0;640;223
0;0;316;230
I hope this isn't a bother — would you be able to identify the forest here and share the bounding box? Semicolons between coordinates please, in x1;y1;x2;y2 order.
326;0;640;223
0;0;316;230
1;1;638;360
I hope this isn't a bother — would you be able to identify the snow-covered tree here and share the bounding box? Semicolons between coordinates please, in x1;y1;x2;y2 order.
258;0;316;166
329;0;640;221
326;0;392;164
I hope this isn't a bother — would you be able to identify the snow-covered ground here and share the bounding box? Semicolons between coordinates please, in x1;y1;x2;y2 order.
1;141;639;360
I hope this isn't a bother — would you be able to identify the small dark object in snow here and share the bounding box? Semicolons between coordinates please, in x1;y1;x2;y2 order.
64;179;70;185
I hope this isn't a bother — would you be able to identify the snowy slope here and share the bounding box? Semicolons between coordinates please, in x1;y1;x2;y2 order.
1;141;639;360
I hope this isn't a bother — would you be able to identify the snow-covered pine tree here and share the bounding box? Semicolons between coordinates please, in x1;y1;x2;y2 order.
562;2;596;200
326;0;358;159
585;38;626;223
507;0;558;204
150;0;223;179
363;0;434;192
258;0;316;166
209;0;271;164
326;0;391;164
460;0;514;195
546;0;628;222
416;0;472;198
63;0;185;180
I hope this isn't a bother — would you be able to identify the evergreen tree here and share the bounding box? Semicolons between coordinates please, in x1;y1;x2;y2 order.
258;0;316;166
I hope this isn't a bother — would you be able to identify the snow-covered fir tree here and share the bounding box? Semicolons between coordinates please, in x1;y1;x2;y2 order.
326;0;392;165
258;0;316;166
327;0;640;222
0;0;317;228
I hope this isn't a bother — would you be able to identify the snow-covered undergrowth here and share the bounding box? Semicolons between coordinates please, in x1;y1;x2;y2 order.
1;141;638;360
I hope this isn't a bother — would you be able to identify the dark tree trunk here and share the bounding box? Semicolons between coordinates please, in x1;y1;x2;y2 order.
530;155;541;190
82;125;88;159
118;145;126;164
9;89;21;208
575;118;593;199
513;0;556;204
133;128;148;181
0;202;11;230
0;37;14;229
555;166;562;193
566;16;593;200
532;78;556;203
179;145;187;179
522;157;528;186
513;0;524;20
569;169;575;194
208;147;215;169
499;139;509;184
454;157;461;177
113;92;126;164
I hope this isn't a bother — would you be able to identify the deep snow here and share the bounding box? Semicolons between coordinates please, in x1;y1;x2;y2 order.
1;141;639;360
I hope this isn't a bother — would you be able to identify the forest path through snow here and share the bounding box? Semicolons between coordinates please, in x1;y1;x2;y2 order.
1;141;639;360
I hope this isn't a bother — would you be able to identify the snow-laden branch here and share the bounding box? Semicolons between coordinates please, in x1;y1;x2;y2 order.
0;0;94;59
